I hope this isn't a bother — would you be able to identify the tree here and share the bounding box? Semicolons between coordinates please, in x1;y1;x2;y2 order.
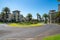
57;0;60;2
57;11;60;17
43;13;48;23
37;13;41;22
2;7;10;22
3;7;10;13
56;11;60;23
26;13;32;22
1;12;6;22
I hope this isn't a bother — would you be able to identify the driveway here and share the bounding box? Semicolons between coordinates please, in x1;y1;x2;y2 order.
0;24;60;40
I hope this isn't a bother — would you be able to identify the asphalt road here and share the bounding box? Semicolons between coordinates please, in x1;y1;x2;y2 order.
0;24;60;40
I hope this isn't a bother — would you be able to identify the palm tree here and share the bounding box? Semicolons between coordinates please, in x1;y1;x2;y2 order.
2;7;10;22
37;13;41;22
43;13;48;23
26;13;32;22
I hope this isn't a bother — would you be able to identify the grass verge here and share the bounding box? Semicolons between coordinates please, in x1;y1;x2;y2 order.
8;23;44;28
43;34;60;40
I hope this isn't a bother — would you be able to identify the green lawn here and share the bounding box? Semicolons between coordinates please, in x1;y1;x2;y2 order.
8;23;44;28
43;34;60;40
0;22;4;24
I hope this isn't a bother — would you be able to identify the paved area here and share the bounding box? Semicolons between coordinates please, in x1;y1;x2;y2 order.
0;24;60;40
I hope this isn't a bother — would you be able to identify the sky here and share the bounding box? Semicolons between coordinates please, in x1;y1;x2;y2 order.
0;0;59;18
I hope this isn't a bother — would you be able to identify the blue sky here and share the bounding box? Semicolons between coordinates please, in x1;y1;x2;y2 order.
0;0;59;18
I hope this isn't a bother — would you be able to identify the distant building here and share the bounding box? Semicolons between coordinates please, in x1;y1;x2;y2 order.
13;10;20;22
49;10;56;23
49;2;60;23
7;13;12;22
19;15;26;22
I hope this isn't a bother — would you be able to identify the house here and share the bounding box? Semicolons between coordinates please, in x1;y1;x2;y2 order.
49;10;56;23
13;10;20;22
